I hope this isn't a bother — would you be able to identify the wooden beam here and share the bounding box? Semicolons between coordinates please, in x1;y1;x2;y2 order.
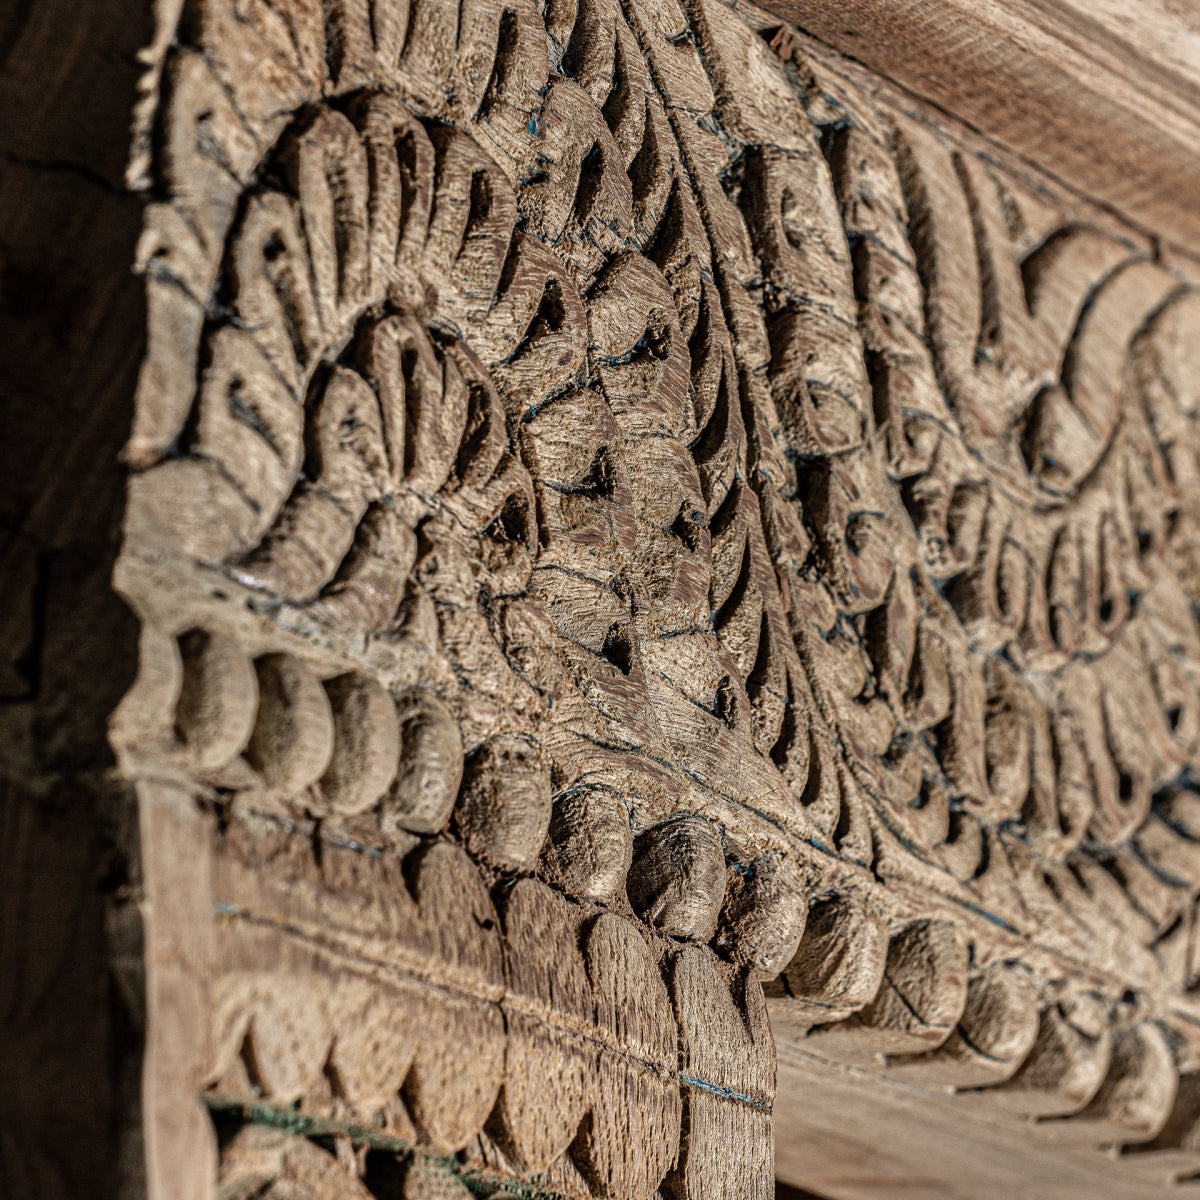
753;0;1200;254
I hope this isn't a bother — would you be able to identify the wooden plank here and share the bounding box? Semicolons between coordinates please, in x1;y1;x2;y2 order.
753;0;1200;254
772;1002;1190;1200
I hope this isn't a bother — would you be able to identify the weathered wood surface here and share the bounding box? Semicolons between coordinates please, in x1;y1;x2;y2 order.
106;0;1200;1188
756;0;1200;255
6;0;1200;1197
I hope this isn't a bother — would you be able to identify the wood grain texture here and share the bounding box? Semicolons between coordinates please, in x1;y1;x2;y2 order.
111;0;1200;1186
774;1004;1188;1200
753;0;1200;255
8;0;1200;1196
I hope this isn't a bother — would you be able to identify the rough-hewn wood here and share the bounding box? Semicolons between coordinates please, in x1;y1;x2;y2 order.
7;1;1200;1198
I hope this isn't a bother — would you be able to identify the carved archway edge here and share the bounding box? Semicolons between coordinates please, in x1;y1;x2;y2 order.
111;0;1200;1194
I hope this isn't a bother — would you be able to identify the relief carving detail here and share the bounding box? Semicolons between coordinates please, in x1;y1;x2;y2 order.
108;0;1200;1194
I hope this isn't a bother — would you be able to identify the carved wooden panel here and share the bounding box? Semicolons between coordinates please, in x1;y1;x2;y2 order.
97;0;1200;1195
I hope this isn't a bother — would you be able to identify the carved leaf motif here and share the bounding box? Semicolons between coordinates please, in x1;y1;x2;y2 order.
121;0;1200;1188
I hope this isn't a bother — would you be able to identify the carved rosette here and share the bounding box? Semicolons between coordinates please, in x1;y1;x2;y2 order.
111;0;1200;1193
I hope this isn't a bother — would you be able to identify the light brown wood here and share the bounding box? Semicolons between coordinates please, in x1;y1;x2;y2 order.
6;1;1200;1198
773;1003;1188;1200
756;0;1200;256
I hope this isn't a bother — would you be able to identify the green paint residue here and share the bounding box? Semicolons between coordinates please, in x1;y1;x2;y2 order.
205;1095;564;1199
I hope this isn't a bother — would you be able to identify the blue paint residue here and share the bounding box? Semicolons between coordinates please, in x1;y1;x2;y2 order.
679;1073;770;1110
